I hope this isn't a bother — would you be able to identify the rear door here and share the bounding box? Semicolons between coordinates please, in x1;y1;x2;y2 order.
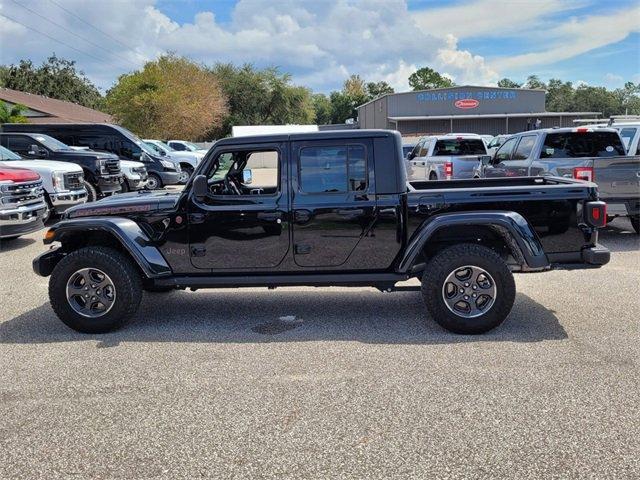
407;139;428;180
290;139;376;268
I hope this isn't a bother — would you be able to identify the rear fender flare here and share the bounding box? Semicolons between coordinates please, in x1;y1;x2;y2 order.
34;217;171;278
398;211;548;273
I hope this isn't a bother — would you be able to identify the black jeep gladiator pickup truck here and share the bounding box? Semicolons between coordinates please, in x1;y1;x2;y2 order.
33;130;610;335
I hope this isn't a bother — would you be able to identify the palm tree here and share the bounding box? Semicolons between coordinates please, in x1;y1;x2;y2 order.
0;101;28;123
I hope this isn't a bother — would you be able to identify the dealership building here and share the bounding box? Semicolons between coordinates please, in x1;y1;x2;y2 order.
357;86;600;136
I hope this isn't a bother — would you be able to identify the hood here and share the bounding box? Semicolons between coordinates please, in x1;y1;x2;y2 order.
0;159;83;173
51;149;119;161
64;190;180;218
168;151;205;161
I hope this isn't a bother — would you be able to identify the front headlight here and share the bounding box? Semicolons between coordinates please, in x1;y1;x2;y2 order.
160;160;175;169
51;171;65;190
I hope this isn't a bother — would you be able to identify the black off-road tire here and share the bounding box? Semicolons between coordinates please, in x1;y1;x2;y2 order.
421;243;516;334
143;285;175;293
82;179;98;202
49;247;142;333
630;216;640;234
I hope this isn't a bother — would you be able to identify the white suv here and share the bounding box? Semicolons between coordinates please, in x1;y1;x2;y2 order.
0;145;86;219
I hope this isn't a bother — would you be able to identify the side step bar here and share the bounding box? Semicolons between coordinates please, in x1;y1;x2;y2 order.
152;272;412;290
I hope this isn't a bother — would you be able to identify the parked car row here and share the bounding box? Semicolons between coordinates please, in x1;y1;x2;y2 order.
405;126;640;233
0;123;213;240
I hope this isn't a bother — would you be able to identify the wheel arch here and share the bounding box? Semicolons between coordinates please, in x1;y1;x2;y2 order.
33;218;172;278
398;211;549;274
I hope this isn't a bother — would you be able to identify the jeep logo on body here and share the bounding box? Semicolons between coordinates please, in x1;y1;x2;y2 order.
454;99;479;109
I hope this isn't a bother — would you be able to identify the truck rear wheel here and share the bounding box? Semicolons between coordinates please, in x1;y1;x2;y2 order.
421;244;516;334
49;247;142;333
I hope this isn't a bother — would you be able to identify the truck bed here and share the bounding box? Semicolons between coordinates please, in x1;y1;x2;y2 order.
409;175;591;192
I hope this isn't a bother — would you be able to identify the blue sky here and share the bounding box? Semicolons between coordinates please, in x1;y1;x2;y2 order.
1;0;638;92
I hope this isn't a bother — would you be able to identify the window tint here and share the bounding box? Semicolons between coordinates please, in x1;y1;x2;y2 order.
6;136;33;153
246;151;278;189
541;132;625;158
433;138;486;156
511;135;537;160
170;142;186;151
494;137;517;162
76;135;114;153
299;145;366;193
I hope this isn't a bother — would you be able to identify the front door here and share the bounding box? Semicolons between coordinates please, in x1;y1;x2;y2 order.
188;143;290;270
290;139;376;268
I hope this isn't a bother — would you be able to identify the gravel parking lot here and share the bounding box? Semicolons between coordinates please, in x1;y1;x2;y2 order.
1;218;639;479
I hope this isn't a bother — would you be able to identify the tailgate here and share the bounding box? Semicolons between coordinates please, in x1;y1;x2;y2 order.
593;155;640;199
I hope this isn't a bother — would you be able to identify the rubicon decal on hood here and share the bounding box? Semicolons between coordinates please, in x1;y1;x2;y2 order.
454;99;479;109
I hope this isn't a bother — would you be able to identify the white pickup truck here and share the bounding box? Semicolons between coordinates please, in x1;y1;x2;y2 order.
406;134;490;181
0;145;86;220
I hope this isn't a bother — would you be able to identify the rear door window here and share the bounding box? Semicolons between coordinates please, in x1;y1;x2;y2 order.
541;132;626;158
511;135;537;160
433;138;486;156
299;145;367;193
5;135;33;154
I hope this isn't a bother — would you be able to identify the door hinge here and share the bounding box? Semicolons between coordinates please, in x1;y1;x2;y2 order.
294;244;311;255
191;246;206;257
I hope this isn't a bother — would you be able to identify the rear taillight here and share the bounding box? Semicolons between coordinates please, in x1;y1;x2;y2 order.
573;166;594;182
444;162;453;180
585;201;607;227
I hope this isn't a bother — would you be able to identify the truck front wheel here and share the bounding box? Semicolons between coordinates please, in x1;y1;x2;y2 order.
49;247;142;333
421;244;516;334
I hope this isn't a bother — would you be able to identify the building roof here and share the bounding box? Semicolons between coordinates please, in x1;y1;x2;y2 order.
0;87;112;124
388;112;601;121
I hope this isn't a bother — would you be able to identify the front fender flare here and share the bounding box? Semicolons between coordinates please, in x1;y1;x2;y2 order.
33;217;172;278
398;211;548;273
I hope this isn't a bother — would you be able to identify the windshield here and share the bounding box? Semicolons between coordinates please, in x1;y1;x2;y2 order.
182;141;202;151
112;125;158;156
433;138;487;156
541;132;626;158
32;134;71;152
0;145;22;160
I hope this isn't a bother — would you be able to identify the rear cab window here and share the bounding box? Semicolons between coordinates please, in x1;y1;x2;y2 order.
540;131;626;158
433;138;486;156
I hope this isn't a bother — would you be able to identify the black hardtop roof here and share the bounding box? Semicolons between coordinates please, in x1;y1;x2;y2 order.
215;129;398;147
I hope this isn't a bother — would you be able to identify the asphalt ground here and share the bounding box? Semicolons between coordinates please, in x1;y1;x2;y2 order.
0;217;638;479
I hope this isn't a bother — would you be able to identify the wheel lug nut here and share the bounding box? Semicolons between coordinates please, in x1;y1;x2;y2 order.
84;287;89;291
464;295;469;300
472;293;477;298
465;283;470;287
472;285;477;290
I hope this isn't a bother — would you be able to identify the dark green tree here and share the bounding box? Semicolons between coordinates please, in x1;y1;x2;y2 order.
366;81;394;100
524;75;547;90
0;55;103;109
209;63;314;137
497;78;521;88
312;93;333;125
408;67;454;91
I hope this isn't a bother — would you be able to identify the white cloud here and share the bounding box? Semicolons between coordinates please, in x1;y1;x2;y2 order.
413;0;582;40
491;7;640;71
0;0;636;93
604;73;624;87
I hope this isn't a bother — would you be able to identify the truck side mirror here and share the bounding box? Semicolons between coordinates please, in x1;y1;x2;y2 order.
242;169;252;185
192;174;208;201
27;144;41;157
407;152;415;160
